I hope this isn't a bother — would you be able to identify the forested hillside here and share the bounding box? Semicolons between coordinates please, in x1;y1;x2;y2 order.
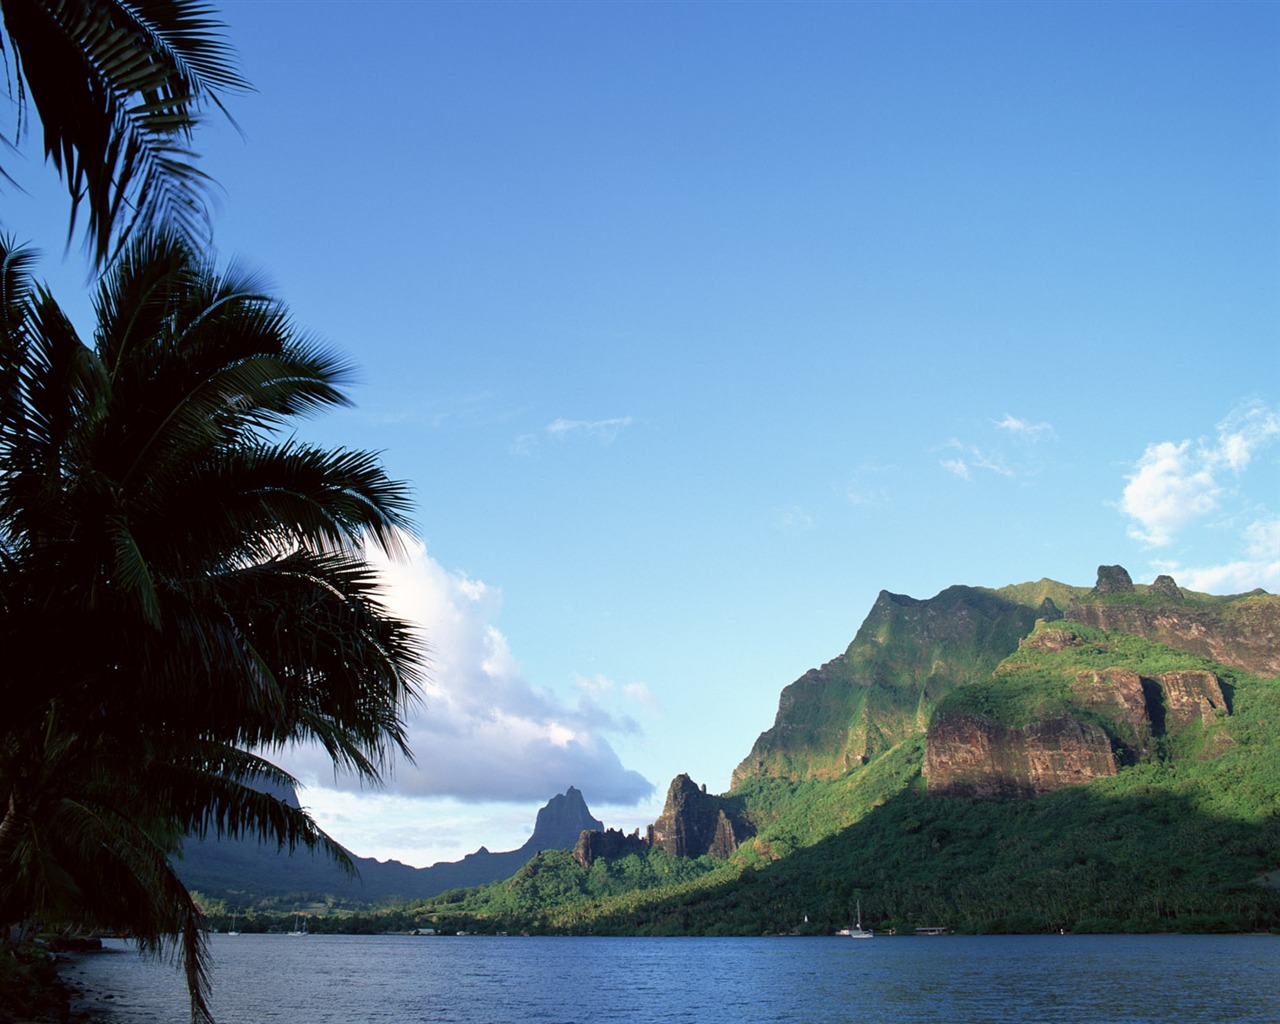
386;570;1280;937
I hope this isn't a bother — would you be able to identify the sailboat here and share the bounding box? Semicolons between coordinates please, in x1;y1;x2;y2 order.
287;912;307;937
227;909;240;937
837;900;873;939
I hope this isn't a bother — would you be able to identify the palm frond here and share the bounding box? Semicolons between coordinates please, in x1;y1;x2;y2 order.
0;0;246;263
0;234;425;1024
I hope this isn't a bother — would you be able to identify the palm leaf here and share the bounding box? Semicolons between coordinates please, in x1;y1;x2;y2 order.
0;232;425;1023
0;0;246;263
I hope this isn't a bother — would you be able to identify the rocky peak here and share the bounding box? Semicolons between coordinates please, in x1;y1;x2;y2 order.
1157;670;1228;729
524;786;604;852
1039;597;1064;621
647;774;751;859
1094;564;1135;594
1150;574;1184;600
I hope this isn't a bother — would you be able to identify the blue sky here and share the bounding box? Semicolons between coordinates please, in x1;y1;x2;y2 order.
8;0;1278;868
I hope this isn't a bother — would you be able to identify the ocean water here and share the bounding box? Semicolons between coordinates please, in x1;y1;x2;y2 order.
65;933;1280;1024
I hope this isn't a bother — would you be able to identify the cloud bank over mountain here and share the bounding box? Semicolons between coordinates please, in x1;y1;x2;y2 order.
286;533;654;806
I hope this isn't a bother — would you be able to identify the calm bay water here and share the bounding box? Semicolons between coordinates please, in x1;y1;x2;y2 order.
65;933;1279;1024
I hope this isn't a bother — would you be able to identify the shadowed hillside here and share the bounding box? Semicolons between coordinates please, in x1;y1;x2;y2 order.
400;568;1279;936
191;568;1278;937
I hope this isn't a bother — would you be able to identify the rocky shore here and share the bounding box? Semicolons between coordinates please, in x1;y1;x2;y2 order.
0;940;112;1024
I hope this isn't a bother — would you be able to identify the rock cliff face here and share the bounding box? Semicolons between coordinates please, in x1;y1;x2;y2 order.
1067;597;1280;678
923;612;1237;799
924;713;1117;798
1157;670;1228;729
647;774;752;859
1065;567;1280;678
573;828;649;868
1066;668;1154;755
604;564;1271;866
732;586;1041;786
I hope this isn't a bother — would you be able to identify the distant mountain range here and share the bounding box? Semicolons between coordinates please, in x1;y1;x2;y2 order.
176;785;601;906
414;564;1280;935
184;563;1279;935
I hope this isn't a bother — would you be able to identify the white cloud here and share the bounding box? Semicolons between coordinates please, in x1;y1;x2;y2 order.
994;413;1055;439
971;449;1015;478
287;789;543;868
1120;440;1221;547
845;461;894;507
1245;517;1280;560
282;533;653;806
1120;402;1279;548
572;674;660;713
621;681;660;712
940;415;1056;484
512;415;636;455
546;416;635;442
940;438;1015;481
1214;400;1279;472
1151;516;1280;595
941;457;971;480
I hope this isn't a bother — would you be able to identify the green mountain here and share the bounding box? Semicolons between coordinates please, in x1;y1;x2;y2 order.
404;565;1280;936
732;585;1046;785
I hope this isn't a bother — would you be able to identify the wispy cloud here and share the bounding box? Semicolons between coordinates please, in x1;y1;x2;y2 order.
1120;401;1279;548
940;439;1014;481
546;416;635;441
283;532;653;806
775;504;817;532
994;413;1056;440
938;413;1055;483
845;461;894;507
575;674;660;714
365;390;512;430
513;415;636;454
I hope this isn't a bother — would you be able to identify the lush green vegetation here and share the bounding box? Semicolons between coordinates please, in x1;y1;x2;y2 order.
1004;622;1219;675
994;579;1088;611
181;611;1280;943
385;627;1279;938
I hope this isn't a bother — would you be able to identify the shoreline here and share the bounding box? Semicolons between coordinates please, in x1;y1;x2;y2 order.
0;947;104;1024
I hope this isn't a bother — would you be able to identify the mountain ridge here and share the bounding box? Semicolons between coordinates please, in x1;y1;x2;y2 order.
402;564;1278;936
177;785;601;906
193;564;1279;936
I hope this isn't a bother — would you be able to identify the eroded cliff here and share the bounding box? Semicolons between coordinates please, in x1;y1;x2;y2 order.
922;613;1235;799
647;774;752;859
1066;592;1280;678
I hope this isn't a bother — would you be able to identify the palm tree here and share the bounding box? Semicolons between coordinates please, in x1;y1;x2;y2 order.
0;233;424;1022
0;0;245;265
